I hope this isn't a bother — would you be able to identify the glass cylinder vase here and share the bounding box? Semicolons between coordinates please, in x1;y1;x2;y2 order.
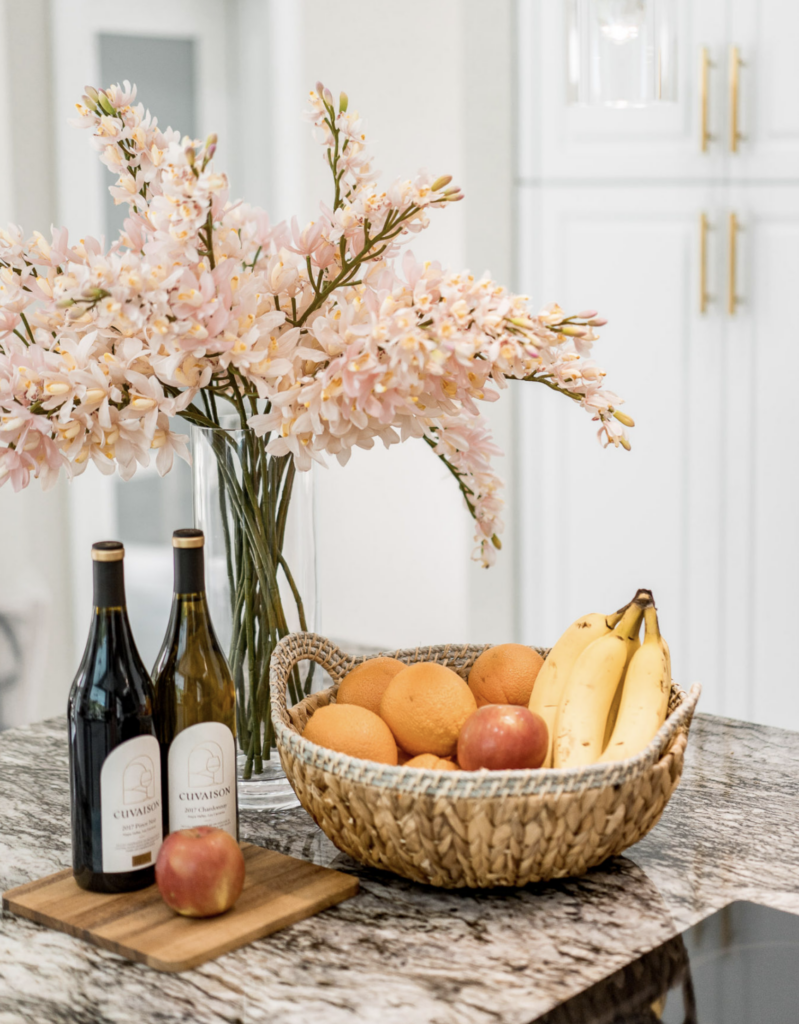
191;422;317;810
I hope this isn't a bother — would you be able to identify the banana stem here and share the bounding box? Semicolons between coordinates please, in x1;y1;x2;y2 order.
614;600;646;641
643;604;661;643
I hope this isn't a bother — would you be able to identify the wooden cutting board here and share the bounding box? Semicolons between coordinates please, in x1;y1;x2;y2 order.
3;842;359;973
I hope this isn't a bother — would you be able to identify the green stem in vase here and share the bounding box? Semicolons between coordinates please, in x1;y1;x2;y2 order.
194;407;313;776
242;535;259;779
230;575;249;752
275;459;295;552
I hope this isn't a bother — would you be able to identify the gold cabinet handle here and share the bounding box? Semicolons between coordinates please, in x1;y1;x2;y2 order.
728;212;740;315
700;48;715;152
729;46;745;152
700;213;712;314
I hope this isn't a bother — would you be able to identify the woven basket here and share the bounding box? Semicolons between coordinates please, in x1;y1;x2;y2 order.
270;633;701;889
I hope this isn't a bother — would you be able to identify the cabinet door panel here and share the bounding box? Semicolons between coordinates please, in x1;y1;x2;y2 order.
724;188;799;727
518;0;728;181
517;186;725;712
728;0;799;179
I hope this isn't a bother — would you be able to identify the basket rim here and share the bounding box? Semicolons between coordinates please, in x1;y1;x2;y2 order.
269;632;702;799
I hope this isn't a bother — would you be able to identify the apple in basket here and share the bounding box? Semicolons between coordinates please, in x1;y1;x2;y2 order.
155;827;245;917
457;705;548;771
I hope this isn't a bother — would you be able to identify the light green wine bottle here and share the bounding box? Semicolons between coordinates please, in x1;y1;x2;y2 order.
153;529;238;839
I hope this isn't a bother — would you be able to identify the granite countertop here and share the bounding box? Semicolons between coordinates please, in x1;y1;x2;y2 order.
0;712;797;1023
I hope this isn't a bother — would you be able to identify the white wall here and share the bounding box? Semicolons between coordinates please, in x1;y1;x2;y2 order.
282;0;518;650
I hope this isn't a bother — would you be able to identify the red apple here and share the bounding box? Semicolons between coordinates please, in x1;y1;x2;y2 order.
457;704;548;770
155;827;245;918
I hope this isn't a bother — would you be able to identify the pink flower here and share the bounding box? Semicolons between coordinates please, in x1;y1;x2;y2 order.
0;78;630;571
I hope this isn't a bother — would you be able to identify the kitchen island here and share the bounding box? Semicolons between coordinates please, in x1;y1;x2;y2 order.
0;712;796;1023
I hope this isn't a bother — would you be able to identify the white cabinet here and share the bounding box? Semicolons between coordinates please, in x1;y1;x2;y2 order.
517;185;726;712
517;1;799;730
520;0;727;180
728;0;799;179
519;0;799;182
722;188;799;724
517;180;799;728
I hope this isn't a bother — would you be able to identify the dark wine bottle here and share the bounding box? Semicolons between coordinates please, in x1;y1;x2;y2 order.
153;529;238;839
67;542;163;893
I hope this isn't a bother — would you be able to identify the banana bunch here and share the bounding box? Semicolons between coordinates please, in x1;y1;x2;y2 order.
529;590;671;769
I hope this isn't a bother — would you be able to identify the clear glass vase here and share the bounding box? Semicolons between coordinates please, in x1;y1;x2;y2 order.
192;422;317;810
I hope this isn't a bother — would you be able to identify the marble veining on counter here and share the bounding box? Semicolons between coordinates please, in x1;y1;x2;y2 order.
0;712;797;1024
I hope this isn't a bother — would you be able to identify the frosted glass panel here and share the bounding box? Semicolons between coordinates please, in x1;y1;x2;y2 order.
566;0;678;107
99;34;197;242
97;34;197;670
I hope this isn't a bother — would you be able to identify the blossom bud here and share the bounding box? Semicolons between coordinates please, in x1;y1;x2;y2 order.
613;409;635;427
431;175;453;192
0;417;24;432
588;317;608;327
205;133;218;149
492;534;502;550
339;91;349;112
185;145;196;166
98;91;116;116
315;81;325;96
56;297;76;309
83;86;100;111
559;324;588;337
323;87;334;106
619;435;631;451
45;382;70;396
575;309;597;320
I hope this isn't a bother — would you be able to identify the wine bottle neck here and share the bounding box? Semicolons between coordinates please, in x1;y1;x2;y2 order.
174;545;206;596
93;559;126;609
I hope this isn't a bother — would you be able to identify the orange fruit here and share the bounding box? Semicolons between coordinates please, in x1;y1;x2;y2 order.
468;644;544;707
404;753;459;771
302;704;398;765
336;657;406;716
379;662;477;758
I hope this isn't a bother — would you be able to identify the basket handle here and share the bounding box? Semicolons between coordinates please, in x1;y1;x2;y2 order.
269;631;363;730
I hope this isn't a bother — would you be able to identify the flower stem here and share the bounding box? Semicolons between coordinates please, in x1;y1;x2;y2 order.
196;419;312;774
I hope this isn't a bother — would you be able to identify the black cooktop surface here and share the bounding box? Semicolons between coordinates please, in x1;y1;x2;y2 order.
533;900;799;1023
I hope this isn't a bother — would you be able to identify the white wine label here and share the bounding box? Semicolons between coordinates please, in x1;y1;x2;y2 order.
168;722;237;838
100;734;163;873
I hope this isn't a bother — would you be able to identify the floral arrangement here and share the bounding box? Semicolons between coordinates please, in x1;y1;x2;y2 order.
0;81;632;776
0;80;631;567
